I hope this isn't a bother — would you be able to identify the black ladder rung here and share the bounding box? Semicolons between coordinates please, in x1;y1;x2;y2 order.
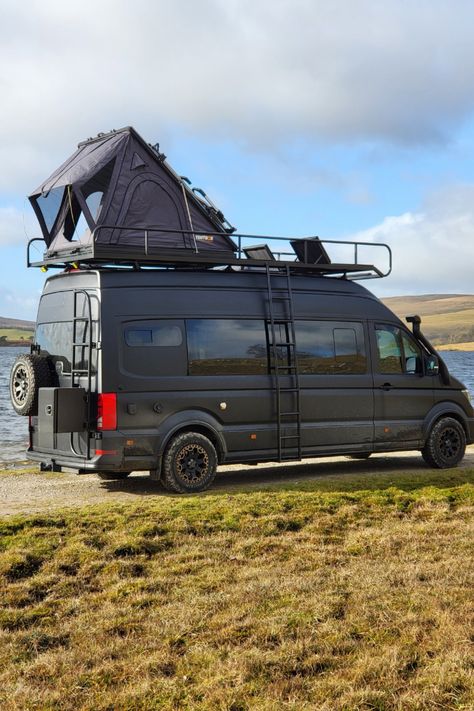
278;387;300;393
72;369;88;375
275;364;298;370
280;434;300;440
73;342;90;347
280;411;300;417
272;341;295;347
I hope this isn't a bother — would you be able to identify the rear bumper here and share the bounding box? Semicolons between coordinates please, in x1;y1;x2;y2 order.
26;430;157;473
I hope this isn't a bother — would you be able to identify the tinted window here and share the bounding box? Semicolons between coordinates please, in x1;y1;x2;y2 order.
376;325;423;375
122;320;186;377
295;321;366;374
125;324;183;347
187;320;267;375
376;326;403;374
36;320;97;375
36;322;72;373
401;331;422;374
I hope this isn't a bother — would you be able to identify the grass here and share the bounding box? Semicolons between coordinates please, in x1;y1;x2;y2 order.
0;467;473;710
437;341;474;352
382;295;474;346
0;328;33;343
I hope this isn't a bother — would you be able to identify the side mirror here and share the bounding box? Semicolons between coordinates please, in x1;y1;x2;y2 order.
425;354;439;375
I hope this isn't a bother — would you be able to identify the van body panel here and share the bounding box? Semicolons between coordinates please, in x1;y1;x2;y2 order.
26;268;474;474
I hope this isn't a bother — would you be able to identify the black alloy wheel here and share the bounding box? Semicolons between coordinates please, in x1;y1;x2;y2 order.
161;431;217;493
422;417;466;469
10;354;53;416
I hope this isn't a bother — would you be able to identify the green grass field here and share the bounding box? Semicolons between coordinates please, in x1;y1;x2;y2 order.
0;328;33;343
1;467;473;710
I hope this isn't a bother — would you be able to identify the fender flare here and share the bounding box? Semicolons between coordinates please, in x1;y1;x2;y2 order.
155;409;227;461
422;401;470;441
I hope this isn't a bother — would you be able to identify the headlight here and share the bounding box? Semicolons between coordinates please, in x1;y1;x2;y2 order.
462;389;472;404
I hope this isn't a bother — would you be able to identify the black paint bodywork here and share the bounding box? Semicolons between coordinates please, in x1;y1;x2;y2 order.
28;268;474;474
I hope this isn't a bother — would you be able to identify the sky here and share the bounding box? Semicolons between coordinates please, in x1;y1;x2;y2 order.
1;0;474;320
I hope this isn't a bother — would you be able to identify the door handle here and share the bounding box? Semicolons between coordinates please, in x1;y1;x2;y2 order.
381;383;392;391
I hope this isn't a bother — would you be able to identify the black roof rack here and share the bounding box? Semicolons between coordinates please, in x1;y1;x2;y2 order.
27;228;392;280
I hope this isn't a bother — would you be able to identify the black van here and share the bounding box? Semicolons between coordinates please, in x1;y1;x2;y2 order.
10;265;473;492
9;128;474;492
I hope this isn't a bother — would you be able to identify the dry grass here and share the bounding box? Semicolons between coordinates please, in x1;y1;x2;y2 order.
382;295;474;345
0;468;473;710
437;341;474;352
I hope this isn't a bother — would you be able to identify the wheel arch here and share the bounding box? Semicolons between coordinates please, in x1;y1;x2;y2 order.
156;410;227;463
422;402;470;442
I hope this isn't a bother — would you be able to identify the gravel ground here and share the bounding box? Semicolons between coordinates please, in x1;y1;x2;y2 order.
0;445;473;517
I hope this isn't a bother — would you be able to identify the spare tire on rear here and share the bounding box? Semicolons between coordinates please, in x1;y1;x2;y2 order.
10;354;54;416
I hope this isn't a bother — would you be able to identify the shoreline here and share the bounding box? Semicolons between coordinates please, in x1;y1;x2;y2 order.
436;341;474;352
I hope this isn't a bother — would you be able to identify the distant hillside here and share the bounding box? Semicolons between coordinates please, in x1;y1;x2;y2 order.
0;316;35;330
1;296;473;348
382;294;474;346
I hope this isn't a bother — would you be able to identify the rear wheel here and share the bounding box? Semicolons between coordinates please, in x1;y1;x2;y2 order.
422;417;466;469
161;431;217;493
97;472;131;481
10;354;54;416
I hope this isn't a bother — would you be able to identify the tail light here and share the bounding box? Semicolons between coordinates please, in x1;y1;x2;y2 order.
97;393;117;431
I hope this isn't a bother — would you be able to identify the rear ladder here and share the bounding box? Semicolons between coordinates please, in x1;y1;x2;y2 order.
71;289;94;458
266;265;302;461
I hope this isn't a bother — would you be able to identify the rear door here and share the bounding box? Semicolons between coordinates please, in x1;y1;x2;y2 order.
32;286;99;458
371;323;435;447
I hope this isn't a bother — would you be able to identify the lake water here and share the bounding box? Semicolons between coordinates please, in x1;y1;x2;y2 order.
0;346;473;465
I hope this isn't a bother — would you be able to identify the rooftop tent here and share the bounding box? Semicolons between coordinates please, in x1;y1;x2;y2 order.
29;127;237;261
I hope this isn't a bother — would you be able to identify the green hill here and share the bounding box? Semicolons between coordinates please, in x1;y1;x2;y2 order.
382;294;474;346
1;294;473;348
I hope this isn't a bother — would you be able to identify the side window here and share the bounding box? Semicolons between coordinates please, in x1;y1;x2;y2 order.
295;321;367;374
401;331;422;374
376;325;422;375
125;324;183;347
187;319;267;375
376;326;403;374
122;320;186;376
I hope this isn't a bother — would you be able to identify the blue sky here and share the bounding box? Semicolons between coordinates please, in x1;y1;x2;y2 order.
1;0;474;320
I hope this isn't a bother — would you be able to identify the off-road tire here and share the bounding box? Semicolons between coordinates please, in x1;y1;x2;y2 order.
97;472;131;481
10;354;53;416
161;431;217;493
422;417;466;469
346;453;371;460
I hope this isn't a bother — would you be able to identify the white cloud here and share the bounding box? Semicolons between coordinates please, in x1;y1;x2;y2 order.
2;1;474;188
343;184;474;296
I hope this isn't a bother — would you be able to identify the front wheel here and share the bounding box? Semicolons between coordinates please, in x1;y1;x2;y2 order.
422;417;466;469
161;432;217;493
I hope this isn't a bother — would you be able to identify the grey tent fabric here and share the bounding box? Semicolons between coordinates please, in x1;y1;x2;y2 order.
29;127;236;260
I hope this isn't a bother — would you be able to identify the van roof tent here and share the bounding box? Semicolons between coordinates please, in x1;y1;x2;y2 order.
27;127;392;279
29;126;238;262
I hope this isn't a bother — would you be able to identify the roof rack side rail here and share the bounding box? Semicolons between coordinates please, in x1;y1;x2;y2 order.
26;227;392;280
27;238;47;268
